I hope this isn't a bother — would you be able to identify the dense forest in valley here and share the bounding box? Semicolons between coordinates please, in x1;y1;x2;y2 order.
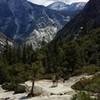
0;28;100;92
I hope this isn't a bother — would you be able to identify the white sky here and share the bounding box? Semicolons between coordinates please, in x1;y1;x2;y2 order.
28;0;89;6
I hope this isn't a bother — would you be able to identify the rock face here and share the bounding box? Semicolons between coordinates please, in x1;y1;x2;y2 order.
25;26;58;48
0;33;13;51
55;0;100;40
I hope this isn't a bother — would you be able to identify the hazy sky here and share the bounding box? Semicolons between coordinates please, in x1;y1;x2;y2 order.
28;0;89;6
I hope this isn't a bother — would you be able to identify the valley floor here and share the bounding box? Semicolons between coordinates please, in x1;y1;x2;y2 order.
0;75;92;100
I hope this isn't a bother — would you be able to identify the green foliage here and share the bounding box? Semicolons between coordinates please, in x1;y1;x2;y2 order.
14;85;26;94
31;61;44;79
73;65;100;75
46;28;100;77
0;43;45;93
72;92;96;100
81;65;100;75
2;83;26;94
0;28;100;93
9;63;33;83
72;73;100;93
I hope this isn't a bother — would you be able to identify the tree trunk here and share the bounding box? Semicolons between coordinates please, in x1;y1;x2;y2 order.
31;77;35;95
27;76;35;97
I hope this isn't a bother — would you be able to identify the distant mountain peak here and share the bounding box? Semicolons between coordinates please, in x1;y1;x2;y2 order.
47;1;68;11
48;2;86;11
48;1;66;6
50;1;66;5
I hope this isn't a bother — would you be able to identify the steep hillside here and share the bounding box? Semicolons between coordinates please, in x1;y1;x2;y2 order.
48;2;86;18
46;0;100;77
0;0;69;47
55;0;100;40
0;0;85;48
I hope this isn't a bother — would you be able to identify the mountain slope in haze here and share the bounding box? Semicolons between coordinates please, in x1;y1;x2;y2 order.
48;2;86;11
47;2;86;25
68;2;86;11
47;1;68;11
0;0;85;48
55;0;100;40
25;1;86;48
0;0;69;48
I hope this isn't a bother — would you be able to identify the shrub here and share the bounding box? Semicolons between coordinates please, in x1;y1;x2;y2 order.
14;85;26;94
2;83;26;94
2;82;16;91
81;65;100;75
72;78;92;90
72;74;100;93
73;65;100;75
72;92;96;100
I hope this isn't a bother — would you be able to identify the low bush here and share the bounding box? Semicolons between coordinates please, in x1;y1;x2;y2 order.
72;92;96;100
2;82;26;94
73;65;100;75
14;85;26;94
72;74;100;93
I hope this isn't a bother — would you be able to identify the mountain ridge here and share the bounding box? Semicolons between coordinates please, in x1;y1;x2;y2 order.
47;2;86;11
0;0;69;42
55;0;100;40
0;0;86;48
